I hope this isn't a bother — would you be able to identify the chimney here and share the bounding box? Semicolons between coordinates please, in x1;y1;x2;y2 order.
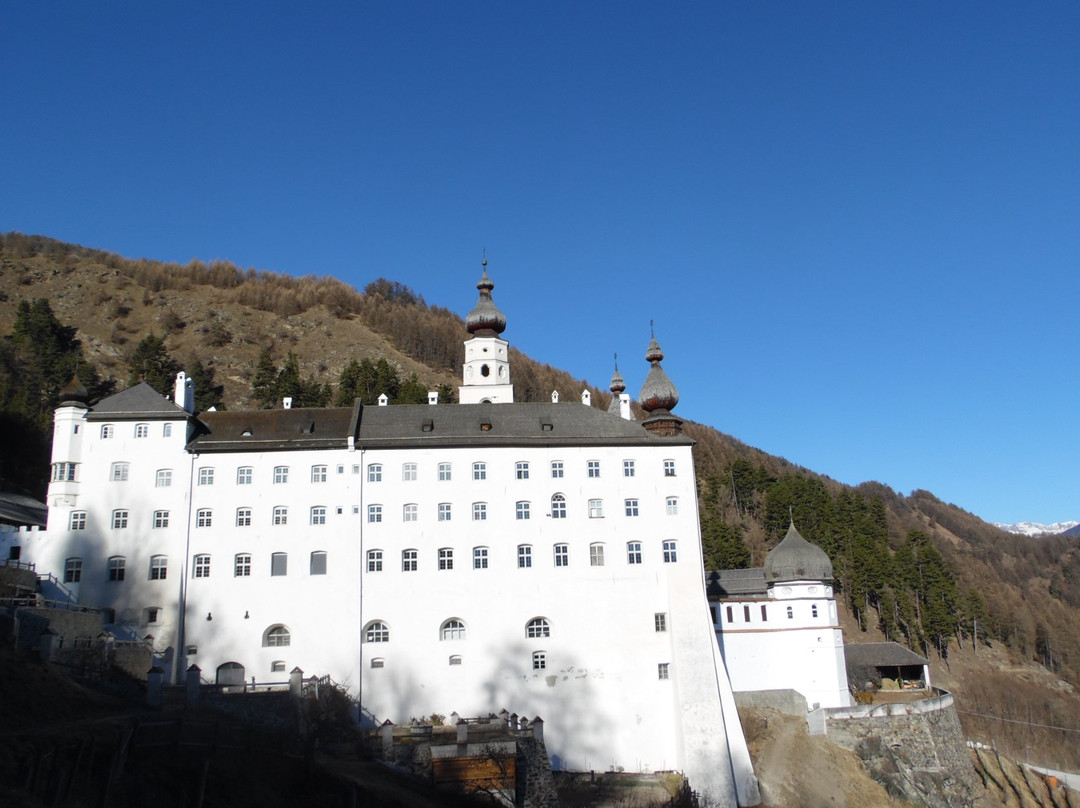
428;390;439;405
283;397;293;409
174;372;195;414
378;393;388;406
581;390;592;407
619;393;631;420
550;390;559;403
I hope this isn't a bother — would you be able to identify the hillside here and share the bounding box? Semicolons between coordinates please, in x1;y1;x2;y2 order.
2;231;1079;772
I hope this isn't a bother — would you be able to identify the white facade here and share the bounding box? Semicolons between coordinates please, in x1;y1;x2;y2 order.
10;271;762;807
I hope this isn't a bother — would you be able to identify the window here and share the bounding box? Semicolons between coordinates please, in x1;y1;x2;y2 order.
655;613;667;632
352;464;360;475
367;464;382;482
623;459;635;477
365;622;389;643
402;549;418;572
135;423;149;438
371;658;385;668
52;462;77;481
472;502;487;521
526;617;551;638
403;503;418;522
449;655;462;666
517;545;532;568
153;510;170;528
311;506;327;525
551;494;566;519
550;461;563;478
726;606;734;623
367;505;382;523
744;605;751;622
590;543;605;567
812;604;819;618
624;498;639;517
367;550;383;572
666;497;679;516
515;461;529;480
663;540;678;563
587;460;600;478
149;555;168;580
514;501;531;521
271;661;286;673
64;558;82;583
438;548;453;570
441;619;466;640
553;544;569;567
588;499;603;518
438;462;451;481
438;503;451;522
664;459;676;477
273;506;288;525
761;604;768;621
196;509;212;528
264;625;291;647
144;607;161;625
274;466;289;484
532;651;547;670
237;467;253;485
311;465;327;483
627;541;642;565
402;463;417;481
198;467;214;486
110;462;129;482
235;554;252;577
155;469;172;488
473;546;489;569
658;663;670;680
472;462;486;481
112;510;129;529
310;551;327;575
337;465;344;474
69;511;87;531
162;423;172;437
193;554;211;578
236;508;251;527
100;424;114;439
271;552;288;576
786;606;794;619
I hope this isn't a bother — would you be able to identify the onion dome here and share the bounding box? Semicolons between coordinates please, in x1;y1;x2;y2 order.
607;356;625;415
638;331;679;414
764;522;833;583
58;373;89;407
464;259;507;336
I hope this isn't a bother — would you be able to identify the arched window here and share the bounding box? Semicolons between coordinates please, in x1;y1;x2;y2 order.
551;494;566;519
264;625;291;647
526;617;550;639
441;618;466;640
364;621;390;643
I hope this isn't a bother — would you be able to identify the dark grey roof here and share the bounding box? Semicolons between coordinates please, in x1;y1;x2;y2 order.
0;491;47;527
187;400;692;453
763;523;833;583
706;568;767;599
87;382;188;420
844;642;928;668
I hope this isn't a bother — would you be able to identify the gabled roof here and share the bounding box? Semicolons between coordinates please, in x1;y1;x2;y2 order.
706;568;768;599
87;382;188;420
844;642;928;669
187;400;692;453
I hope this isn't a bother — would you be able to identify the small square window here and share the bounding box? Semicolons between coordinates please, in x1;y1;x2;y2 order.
196;509;212;528
472;462;486;480
100;424;114;439
587;460;600;478
236;508;251;527
134;423;149;438
403;503;418;522
271;660;286;673
273;507;288;525
402;463;417;481
368;505;382;523
588;499;603;518
237;467;253;485
449;655;462;666
532;651;547;670
311;507;327;525
274;466;289;484
438;503;452;522
516;501;530;520
311;465;327;483
198;467;214;486
156;469;172;488
438;462;452;481
112;510;129;529
367;464;382;482
367;550;383;572
153;510;170;529
550;461;563;478
371;658;385;668
625;499;639;517
149;556;168;580
515;461;529;480
70;511;87;531
235;554;252;577
110;462;129;482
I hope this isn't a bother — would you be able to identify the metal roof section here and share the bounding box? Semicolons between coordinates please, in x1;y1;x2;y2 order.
844;641;929;668
189;405;359;452
86;382;189;420
0;491;48;528
763;522;834;583
706;568;768;599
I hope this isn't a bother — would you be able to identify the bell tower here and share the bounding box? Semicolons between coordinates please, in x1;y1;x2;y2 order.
459;258;515;404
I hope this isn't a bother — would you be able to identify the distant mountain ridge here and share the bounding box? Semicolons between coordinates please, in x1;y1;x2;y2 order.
993;520;1080;537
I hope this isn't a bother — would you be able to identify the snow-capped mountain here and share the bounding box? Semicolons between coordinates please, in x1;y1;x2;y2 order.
993;520;1080;537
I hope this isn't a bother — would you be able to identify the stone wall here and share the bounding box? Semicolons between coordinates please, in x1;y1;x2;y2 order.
735;689;808;716
821;696;977;808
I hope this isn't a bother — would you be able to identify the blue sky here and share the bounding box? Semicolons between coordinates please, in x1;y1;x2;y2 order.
2;3;1078;525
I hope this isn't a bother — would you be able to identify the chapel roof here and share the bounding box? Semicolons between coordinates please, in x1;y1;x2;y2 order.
86;382;189;420
763;522;833;583
705;568;768;599
464;260;507;336
844;642;928;669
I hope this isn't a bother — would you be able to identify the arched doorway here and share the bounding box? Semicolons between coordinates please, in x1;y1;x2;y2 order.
216;661;245;686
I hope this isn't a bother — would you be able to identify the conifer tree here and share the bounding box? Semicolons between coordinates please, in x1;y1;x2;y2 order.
128;334;181;393
251;348;278;408
188;357;225;412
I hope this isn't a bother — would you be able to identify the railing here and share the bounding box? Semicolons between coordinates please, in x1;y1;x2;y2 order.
2;558;36;571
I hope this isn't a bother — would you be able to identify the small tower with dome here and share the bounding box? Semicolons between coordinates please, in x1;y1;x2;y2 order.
458;258;515;404
638;327;682;435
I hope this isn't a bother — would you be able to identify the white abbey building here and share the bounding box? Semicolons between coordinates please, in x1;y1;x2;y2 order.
707;524;852;710
11;264;760;807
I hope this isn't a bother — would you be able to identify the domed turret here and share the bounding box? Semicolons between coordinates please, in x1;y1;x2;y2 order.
57;373;89;408
464;259;507;336
637;327;682;434
764;522;833;583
